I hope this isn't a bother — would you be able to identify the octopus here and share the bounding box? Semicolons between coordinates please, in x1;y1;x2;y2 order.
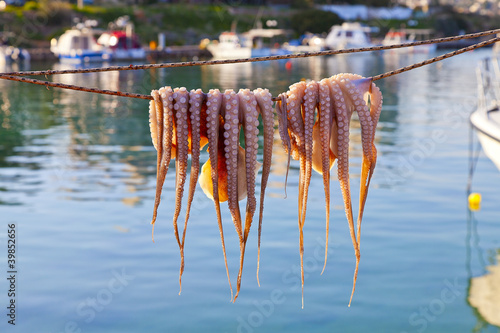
276;74;382;307
147;73;382;307
149;87;273;302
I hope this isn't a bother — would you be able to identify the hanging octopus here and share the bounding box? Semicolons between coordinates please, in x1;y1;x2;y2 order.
276;74;383;307
147;73;382;306
149;87;273;302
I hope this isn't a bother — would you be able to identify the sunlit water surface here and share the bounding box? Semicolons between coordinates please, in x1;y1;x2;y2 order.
0;49;499;333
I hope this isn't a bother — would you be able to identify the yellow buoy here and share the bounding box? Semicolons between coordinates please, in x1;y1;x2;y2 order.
468;192;482;211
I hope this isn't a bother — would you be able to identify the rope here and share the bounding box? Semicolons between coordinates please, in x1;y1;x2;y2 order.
0;32;498;101
1;28;499;77
371;35;500;81
0;74;152;100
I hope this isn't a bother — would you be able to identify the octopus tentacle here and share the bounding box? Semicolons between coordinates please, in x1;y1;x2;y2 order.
172;88;190;239
315;78;337;274
233;89;260;301
172;88;190;293
222;89;245;301
301;81;318;229
341;74;374;168
275;93;292;196
149;91;162;235
285;81;308;308
278;91;306;305
338;76;374;255
239;89;259;242
223;90;244;239
151;87;174;241
253;88;274;286
339;76;373;248
356;81;383;245
332;76;360;307
298;81;319;305
176;89;204;294
149;92;160;151
203;89;233;300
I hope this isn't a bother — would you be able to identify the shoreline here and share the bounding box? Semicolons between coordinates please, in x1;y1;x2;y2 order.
25;45;212;62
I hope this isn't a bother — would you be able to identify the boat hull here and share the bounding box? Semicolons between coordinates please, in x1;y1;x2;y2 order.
58;52;111;64
206;44;251;59
470;107;500;170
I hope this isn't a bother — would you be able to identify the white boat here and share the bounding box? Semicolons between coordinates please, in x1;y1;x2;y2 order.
50;21;111;64
382;29;436;54
494;33;500;55
206;28;292;59
283;33;326;53
470;57;500;170
205;32;251;59
324;22;376;50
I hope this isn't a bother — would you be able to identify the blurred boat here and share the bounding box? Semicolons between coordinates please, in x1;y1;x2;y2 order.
0;45;30;66
97;16;146;61
470;57;500;170
382;28;436;54
324;22;377;50
50;20;111;64
0;32;30;67
205;28;292;59
494;33;500;55
97;31;146;61
283;33;326;53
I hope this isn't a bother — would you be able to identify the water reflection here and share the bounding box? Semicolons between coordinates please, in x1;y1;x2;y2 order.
466;209;500;331
0;51;487;206
0;62;158;206
1;50;500;333
0;52;488;202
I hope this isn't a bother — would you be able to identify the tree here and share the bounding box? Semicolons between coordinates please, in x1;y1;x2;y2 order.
290;8;343;35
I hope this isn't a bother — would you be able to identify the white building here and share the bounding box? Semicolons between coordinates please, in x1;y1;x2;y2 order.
318;4;413;20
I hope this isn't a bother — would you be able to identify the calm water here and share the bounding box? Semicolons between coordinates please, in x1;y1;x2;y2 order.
1;49;499;333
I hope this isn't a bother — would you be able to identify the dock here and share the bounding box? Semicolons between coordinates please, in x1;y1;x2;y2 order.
26;45;212;63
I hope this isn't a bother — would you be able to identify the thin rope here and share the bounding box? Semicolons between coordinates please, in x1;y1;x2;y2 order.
1;29;499;77
372;35;500;81
0;74;152;99
0;34;499;101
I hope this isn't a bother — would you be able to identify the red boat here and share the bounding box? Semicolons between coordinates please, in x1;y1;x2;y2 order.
97;30;146;61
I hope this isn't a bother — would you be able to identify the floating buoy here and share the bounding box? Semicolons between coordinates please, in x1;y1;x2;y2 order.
468;192;482;211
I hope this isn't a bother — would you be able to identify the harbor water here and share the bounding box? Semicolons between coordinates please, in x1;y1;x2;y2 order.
0;48;499;332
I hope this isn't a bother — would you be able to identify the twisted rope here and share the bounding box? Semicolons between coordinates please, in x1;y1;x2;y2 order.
0;31;498;101
1;28;499;77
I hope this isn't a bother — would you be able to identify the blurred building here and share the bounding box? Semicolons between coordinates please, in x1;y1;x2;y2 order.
90;0;291;4
396;0;500;15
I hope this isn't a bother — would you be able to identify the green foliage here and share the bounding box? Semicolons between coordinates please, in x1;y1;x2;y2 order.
23;1;39;11
291;0;313;9
324;0;392;6
3;2;499;48
36;0;73;26
75;6;133;25
290;9;343;35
